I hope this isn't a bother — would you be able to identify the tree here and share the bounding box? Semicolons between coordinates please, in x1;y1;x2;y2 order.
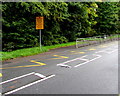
95;2;119;36
2;2;119;51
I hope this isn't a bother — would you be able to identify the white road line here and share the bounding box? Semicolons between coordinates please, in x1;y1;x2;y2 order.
95;50;104;54
34;73;46;78
106;49;118;54
95;48;118;54
57;64;71;68
0;72;35;85
74;55;102;68
57;55;87;66
95;48;111;53
100;49;118;54
80;58;89;61
4;75;55;95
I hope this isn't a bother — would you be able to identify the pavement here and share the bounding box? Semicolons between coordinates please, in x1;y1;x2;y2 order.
0;40;119;95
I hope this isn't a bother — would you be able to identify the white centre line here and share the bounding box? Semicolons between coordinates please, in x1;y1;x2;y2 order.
4;74;55;95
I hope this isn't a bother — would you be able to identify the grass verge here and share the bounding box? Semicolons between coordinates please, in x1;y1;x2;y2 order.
2;42;76;61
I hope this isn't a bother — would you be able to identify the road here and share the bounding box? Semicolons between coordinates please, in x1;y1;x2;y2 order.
1;40;118;95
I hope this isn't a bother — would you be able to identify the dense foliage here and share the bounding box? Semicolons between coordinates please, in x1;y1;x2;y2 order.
2;2;119;51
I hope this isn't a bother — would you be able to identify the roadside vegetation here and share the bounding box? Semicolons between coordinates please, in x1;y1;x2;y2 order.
2;42;76;61
2;2;120;61
2;35;119;61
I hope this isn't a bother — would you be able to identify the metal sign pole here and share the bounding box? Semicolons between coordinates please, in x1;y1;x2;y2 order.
39;29;41;50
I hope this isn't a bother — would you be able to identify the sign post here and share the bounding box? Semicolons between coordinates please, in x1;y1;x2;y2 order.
36;16;44;50
39;29;41;50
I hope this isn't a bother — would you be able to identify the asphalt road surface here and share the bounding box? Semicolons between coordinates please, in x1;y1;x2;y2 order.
1;40;118;95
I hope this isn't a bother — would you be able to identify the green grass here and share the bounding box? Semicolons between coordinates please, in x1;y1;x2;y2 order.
45;42;76;49
2;42;76;61
2;34;119;61
2;47;48;61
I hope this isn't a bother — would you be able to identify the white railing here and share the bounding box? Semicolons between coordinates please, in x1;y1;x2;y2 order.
76;35;119;48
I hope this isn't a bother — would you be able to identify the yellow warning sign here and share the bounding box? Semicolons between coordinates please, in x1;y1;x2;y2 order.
36;17;44;29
